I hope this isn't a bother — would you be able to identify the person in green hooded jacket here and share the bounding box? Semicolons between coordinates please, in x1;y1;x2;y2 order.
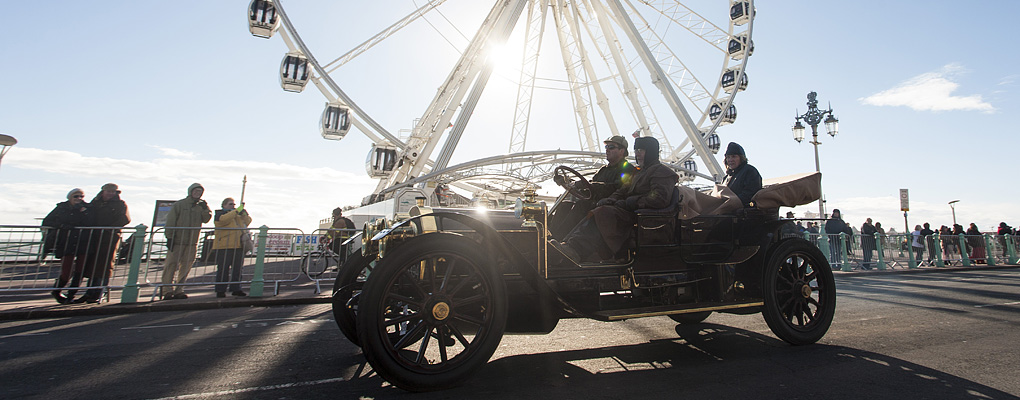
161;183;212;300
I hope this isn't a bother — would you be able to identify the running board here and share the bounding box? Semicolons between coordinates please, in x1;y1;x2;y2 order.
592;301;763;321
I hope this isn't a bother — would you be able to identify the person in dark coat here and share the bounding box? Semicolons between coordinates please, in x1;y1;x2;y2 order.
824;209;852;267
41;188;91;304
860;218;877;270
997;222;1014;259
77;183;130;304
966;223;986;264
721;142;762;207
549;136;637;238
919;223;935;264
557;136;678;262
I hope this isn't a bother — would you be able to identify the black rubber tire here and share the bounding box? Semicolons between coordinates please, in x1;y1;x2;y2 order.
668;311;712;324
332;250;374;347
761;238;836;345
357;233;507;392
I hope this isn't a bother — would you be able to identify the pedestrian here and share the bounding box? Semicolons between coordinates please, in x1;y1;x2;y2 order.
78;183;131;303
41;188;91;304
327;207;356;258
721;142;762;207
966;223;986;264
824;209;852;267
875;222;886;258
911;225;924;261
997;222;1014;259
860;218;877;270
919;223;935;264
161;183;212;300
939;225;954;259
213;197;252;298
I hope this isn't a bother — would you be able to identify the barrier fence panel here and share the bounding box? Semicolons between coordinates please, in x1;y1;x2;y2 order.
303;228;361;293
145;226;306;300
797;231;1016;271
1;225;309;305
1;225;138;303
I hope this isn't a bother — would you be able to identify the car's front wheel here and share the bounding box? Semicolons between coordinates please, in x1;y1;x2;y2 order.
357;233;507;392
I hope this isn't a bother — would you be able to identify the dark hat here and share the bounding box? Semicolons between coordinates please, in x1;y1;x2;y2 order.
603;136;627;149
633;136;659;152
101;183;120;193
724;142;745;156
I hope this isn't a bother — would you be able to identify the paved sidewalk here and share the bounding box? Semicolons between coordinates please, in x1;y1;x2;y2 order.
2;264;1016;321
0;280;332;320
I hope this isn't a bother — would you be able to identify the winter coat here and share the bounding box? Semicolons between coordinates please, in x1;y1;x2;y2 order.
41;201;90;258
722;162;762;207
213;209;252;250
861;222;877;251
966;227;985;248
165;184;212;246
592;161;679;254
83;193;130;278
589;160;637;201
604;162;679;211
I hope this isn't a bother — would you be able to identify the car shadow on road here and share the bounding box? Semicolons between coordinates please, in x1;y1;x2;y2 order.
340;322;1016;399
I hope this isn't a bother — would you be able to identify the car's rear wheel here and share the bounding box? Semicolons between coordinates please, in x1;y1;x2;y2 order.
669;311;712;324
357;233;507;392
332;250;375;347
762;239;836;345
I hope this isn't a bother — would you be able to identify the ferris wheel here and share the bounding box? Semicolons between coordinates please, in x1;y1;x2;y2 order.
247;0;754;202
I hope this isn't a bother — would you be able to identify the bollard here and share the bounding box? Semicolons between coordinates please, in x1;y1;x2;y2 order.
249;225;269;297
120;224;147;303
959;233;971;267
875;233;887;270
818;233;832;266
840;233;852;272
1007;234;1018;265
983;234;996;266
907;234;918;269
933;233;945;268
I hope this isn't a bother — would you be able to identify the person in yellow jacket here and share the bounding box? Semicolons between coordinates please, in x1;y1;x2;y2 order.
213;197;252;297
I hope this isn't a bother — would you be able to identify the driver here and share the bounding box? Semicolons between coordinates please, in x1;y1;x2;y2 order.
548;136;636;238
555;136;678;263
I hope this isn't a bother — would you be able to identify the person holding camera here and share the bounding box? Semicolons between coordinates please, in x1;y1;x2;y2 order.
161;183;212;300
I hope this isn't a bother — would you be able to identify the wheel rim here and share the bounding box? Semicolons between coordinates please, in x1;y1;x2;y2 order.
772;251;828;331
375;252;495;372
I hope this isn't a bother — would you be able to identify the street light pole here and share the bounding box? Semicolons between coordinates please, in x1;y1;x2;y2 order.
792;92;838;219
948;200;960;226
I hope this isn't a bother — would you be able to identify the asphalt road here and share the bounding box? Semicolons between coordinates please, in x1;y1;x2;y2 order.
2;269;1018;399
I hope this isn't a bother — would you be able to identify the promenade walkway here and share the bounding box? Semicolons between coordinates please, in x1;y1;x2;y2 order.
3;263;1016;321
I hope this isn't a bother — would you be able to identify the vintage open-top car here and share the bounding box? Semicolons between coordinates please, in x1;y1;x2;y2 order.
331;170;833;391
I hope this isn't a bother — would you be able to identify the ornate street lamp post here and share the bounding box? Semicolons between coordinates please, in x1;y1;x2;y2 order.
792;91;838;219
948;200;960;226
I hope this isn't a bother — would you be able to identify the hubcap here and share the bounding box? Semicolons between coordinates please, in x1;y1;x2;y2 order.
432;302;450;321
800;284;813;298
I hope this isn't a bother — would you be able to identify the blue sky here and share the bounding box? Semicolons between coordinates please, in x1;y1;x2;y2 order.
2;1;1017;233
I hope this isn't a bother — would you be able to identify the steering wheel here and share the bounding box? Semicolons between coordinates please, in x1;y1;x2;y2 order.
553;166;593;200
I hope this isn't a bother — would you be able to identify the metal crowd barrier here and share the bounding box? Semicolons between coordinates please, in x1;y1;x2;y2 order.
303;228;360;294
145;226;307;300
801;230;1018;271
0;224;312;304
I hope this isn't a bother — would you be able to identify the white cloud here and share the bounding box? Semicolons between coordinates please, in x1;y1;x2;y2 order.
0;147;376;231
859;64;994;113
148;145;197;159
